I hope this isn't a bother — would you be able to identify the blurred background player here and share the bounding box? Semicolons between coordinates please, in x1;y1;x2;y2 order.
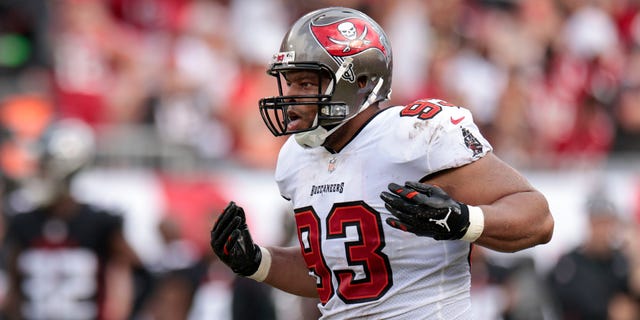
547;193;640;320
0;117;141;320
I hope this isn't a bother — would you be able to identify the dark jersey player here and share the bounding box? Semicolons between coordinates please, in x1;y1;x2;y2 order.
1;119;140;320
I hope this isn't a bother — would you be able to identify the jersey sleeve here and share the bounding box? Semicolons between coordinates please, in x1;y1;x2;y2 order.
4;213;29;248
86;205;125;257
426;103;492;172
380;99;493;174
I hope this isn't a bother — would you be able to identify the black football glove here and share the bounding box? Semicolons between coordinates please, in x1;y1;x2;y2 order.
210;202;262;277
380;181;470;240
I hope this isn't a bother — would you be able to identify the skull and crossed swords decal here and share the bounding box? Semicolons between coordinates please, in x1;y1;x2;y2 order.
329;22;371;53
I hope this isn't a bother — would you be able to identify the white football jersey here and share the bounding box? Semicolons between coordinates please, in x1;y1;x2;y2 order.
274;99;492;319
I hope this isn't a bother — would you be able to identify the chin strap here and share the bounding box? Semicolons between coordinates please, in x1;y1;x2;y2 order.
295;77;384;148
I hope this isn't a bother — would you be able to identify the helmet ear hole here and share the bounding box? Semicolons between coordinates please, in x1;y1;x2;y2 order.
357;76;368;89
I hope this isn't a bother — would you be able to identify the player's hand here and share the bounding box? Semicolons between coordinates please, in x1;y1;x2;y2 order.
210;202;262;276
380;181;470;240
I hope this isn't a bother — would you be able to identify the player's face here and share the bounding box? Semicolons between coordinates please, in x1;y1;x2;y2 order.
281;71;329;132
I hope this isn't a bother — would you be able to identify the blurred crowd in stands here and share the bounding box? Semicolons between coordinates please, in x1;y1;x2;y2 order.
0;0;639;319
2;0;640;170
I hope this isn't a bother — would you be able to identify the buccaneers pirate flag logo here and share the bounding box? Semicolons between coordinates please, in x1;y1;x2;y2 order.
310;18;388;57
310;18;388;82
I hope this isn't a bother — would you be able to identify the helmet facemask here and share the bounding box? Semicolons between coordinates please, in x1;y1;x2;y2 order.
259;62;347;137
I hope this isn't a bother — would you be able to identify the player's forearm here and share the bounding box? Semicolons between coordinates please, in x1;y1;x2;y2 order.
263;246;319;298
104;259;134;320
624;225;640;297
1;289;20;320
2;251;21;320
475;190;553;252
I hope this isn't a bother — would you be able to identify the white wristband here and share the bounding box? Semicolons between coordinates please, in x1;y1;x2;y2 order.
248;246;272;282
461;206;485;242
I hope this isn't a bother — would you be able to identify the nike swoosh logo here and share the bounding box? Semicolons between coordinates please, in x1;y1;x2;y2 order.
450;116;465;125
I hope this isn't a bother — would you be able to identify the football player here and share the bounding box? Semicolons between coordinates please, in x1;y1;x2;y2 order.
1;119;141;320
211;7;554;319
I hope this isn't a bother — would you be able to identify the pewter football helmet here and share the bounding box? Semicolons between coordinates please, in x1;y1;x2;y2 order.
259;7;393;147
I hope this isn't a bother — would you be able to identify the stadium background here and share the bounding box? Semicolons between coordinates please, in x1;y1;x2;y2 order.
1;0;639;319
